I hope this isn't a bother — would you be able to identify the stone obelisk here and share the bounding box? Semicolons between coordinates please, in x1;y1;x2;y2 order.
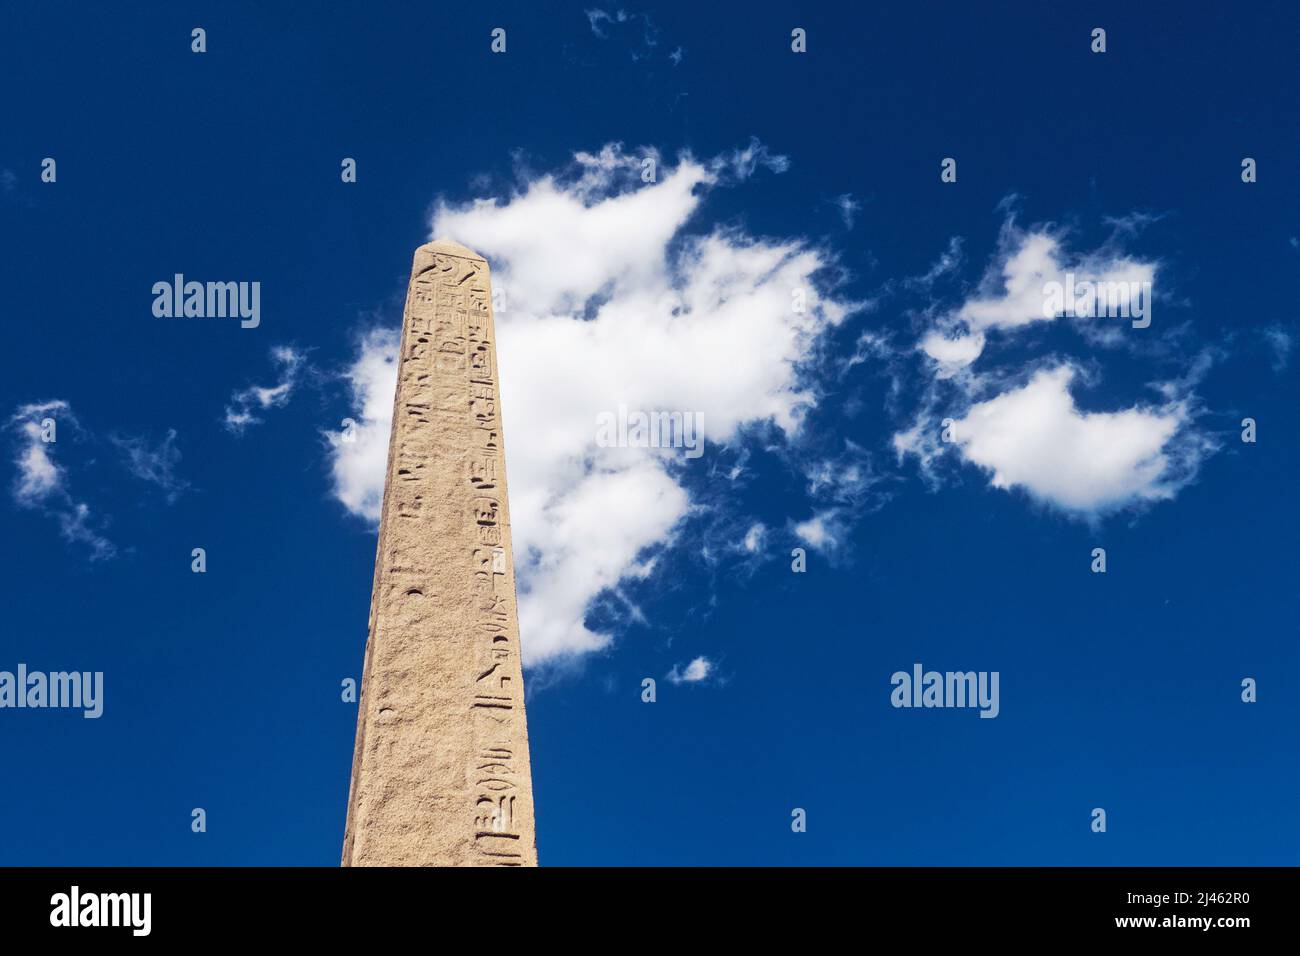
342;240;537;866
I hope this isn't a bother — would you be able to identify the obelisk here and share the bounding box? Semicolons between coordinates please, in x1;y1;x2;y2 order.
342;240;538;866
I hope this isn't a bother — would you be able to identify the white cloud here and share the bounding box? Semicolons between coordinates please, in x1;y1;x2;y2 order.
15;439;61;501
224;346;306;433
796;441;889;548
330;144;856;667
667;656;714;684
56;502;114;559
11;400;68;504
722;138;791;178
951;365;1185;514
1261;324;1293;372
793;511;840;551
7;401;114;559
111;429;188;503
326;328;398;521
919;330;985;377
742;522;766;553
922;230;1156;370
586;8;633;40
833;193;861;230
584;7;671;63
897;217;1214;518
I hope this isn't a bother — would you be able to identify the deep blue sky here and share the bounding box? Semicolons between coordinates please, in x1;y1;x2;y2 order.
2;1;1297;865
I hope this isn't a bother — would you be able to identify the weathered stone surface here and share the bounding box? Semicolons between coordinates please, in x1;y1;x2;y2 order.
342;240;537;867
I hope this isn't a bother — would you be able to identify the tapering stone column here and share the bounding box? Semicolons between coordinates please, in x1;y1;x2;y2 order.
342;241;537;866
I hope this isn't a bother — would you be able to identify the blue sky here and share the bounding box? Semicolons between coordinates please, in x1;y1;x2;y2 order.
2;1;1298;865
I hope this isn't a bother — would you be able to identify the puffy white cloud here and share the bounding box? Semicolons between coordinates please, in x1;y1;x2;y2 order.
326;328;398;522
898;217;1213;518
224;346;306;433
434;153;706;319
919;330;985;377
518;461;689;662
15;439;61;501
667;656;714;684
950;365;1187;514
793;511;840;551
330;144;857;667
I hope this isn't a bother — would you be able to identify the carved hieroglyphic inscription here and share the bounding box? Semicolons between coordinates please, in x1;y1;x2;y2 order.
342;240;537;866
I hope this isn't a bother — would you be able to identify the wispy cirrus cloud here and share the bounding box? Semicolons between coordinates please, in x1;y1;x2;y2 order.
110;429;189;504
832;193;861;230
791;439;890;556
224;346;306;434
918;225;1156;376
1260;323;1293;372
7;401;115;560
584;7;681;64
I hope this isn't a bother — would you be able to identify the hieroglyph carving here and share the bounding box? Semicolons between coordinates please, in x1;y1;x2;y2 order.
342;241;537;866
